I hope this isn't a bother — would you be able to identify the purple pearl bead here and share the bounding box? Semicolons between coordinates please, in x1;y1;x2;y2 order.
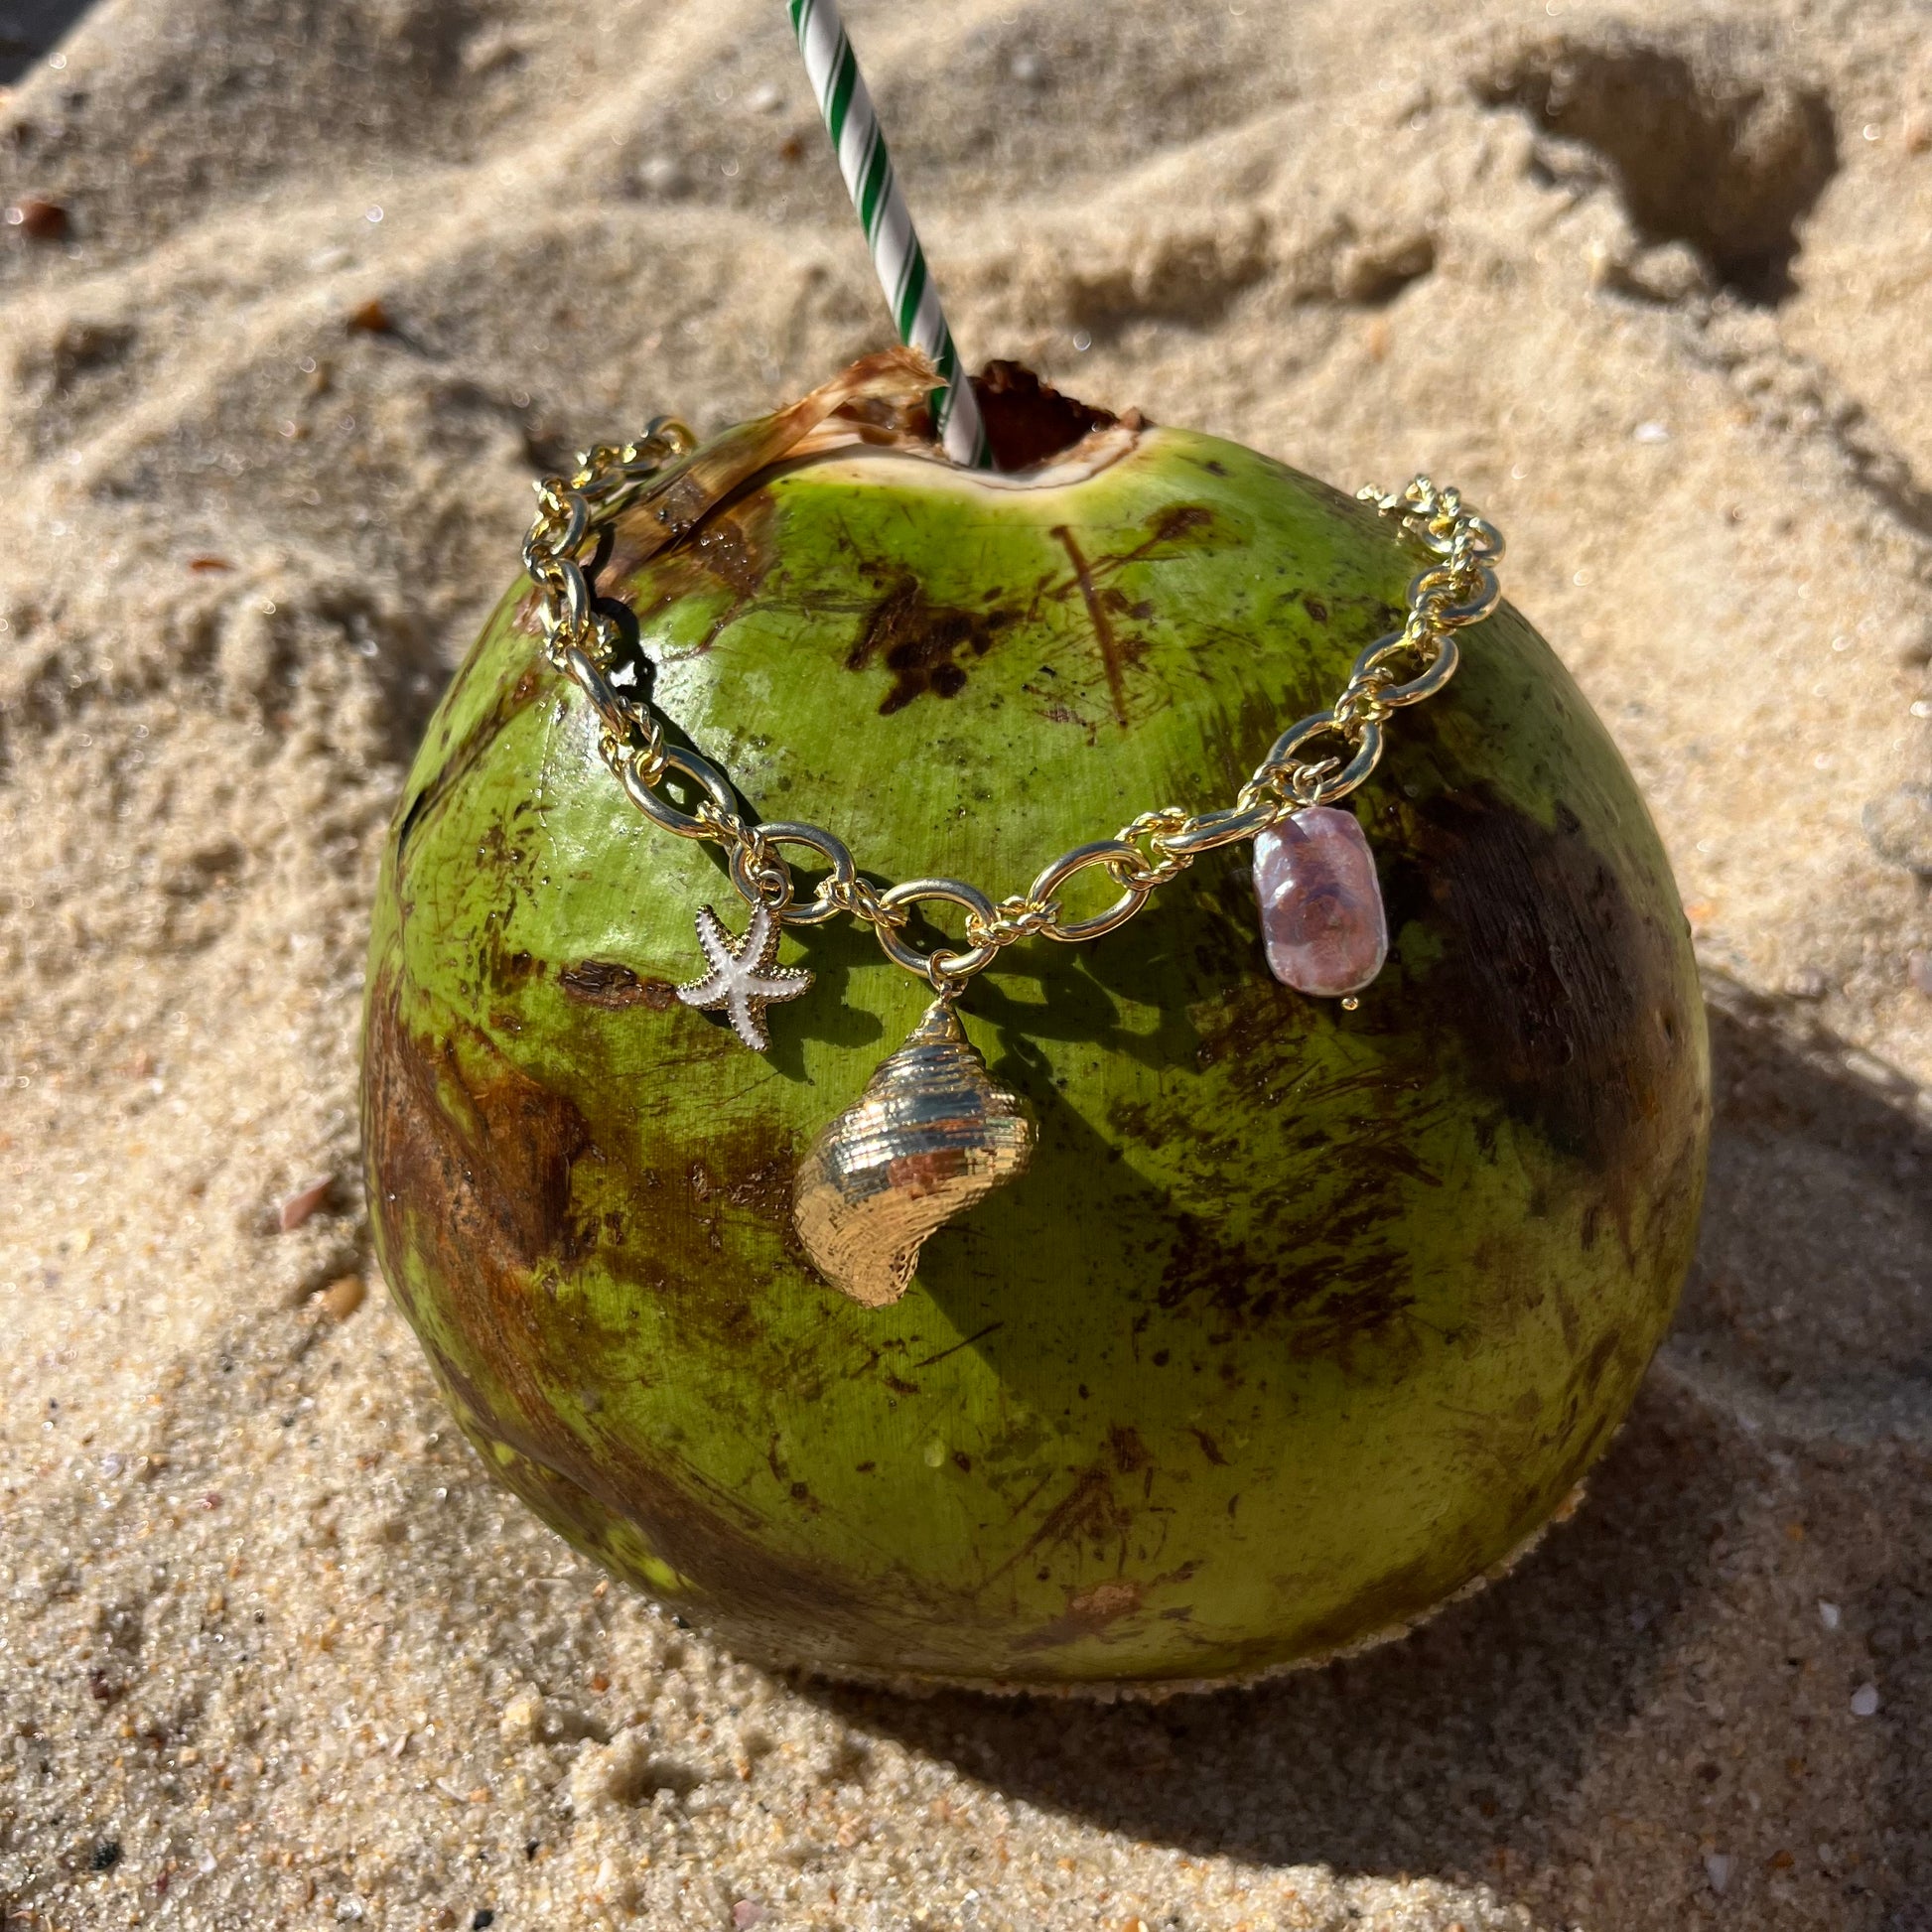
1252;806;1389;997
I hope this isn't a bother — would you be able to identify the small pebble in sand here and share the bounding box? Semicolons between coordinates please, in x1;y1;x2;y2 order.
317;1276;366;1320
1862;785;1932;875
746;81;783;113
279;1177;334;1231
1850;1683;1880;1717
1818;1599;1842;1630
346;298;393;334
637;154;689;199
733;1903;769;1928
1908;951;1932;997
1703;1852;1732;1894
499;1692;543;1742
6;198;69;239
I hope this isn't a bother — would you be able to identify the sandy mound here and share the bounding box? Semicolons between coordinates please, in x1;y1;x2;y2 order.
3;0;1930;1925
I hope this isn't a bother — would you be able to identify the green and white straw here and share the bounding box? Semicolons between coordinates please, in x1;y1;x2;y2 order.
785;0;992;469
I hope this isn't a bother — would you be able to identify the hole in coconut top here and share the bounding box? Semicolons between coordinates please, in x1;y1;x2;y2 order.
1474;30;1839;303
827;361;1128;472
969;361;1122;471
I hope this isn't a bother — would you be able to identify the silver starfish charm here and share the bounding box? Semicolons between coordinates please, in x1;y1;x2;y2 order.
675;902;812;1051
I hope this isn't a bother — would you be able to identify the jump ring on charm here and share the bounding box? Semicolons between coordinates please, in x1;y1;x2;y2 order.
1298;721;1383;805
1029;841;1153;941
620;742;738;839
733;821;858;925
1263;713;1384;806
1261;711;1349;779
877;878;1001;982
1151;799;1276;858
730;845;795;912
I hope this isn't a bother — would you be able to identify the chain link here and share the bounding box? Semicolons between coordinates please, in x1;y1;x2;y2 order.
527;441;1503;995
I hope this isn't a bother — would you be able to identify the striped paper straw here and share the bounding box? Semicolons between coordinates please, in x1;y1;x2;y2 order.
785;0;992;469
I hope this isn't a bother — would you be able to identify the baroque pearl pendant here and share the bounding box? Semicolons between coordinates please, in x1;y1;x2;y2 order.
1252;805;1389;997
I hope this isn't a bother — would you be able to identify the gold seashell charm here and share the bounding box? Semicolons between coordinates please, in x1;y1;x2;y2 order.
792;1000;1035;1308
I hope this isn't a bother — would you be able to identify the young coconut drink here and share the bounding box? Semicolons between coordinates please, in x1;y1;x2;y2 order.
360;346;1710;1691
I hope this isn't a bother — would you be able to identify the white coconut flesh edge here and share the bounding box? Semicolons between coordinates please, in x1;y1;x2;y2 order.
786;418;1147;499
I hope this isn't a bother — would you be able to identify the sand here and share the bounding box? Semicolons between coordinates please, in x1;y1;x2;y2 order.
4;0;1931;1924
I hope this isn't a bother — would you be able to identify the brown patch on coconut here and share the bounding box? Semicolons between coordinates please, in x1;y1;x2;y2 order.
558;960;680;1010
360;972;924;1669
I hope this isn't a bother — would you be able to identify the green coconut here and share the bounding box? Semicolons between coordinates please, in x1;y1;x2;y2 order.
361;356;1709;1692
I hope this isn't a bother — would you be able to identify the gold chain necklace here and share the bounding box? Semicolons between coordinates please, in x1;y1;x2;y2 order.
519;417;1504;1307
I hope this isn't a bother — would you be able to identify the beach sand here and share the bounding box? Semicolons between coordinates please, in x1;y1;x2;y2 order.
4;0;1932;1924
